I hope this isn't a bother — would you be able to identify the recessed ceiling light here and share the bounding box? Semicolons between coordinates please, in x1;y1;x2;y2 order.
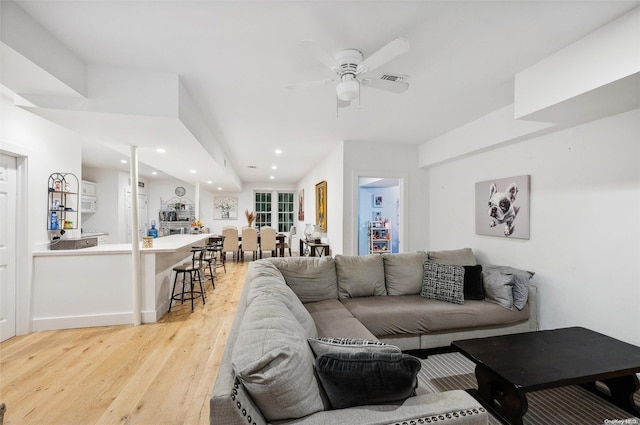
156;148;166;153
151;171;158;175
120;159;127;164
271;165;278;170
270;176;275;180
217;187;223;191
190;169;196;174
207;180;212;184
275;149;282;155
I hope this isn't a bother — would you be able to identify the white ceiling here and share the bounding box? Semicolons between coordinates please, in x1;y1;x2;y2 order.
8;0;640;190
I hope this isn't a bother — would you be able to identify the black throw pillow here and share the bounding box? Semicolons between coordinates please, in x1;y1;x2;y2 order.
463;265;485;300
315;351;421;409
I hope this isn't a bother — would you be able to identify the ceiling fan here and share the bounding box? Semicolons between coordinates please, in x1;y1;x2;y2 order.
286;37;410;112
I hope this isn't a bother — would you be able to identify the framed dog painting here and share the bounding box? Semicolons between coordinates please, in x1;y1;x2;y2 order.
475;175;530;239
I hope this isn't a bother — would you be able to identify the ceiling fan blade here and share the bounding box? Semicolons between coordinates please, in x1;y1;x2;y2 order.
356;37;410;75
361;78;409;94
285;79;336;89
300;40;341;74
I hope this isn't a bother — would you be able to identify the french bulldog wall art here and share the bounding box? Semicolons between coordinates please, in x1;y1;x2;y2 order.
488;182;519;237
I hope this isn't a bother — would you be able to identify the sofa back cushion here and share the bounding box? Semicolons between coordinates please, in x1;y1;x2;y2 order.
231;296;325;421
427;248;477;266
335;254;387;299
382;252;429;295
268;257;338;303
247;275;318;339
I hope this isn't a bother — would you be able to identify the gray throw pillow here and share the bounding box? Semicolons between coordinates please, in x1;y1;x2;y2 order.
427;248;477;266
482;269;515;310
308;337;401;357
269;257;338;303
335;254;386;299
420;261;464;305
484;265;534;310
232;296;325;421
382;252;429;295
315;352;421;409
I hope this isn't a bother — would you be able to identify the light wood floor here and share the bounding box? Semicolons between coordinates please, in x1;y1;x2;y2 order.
0;259;250;425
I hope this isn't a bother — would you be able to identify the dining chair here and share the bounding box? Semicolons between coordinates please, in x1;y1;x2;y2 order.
222;226;239;261
278;225;296;256
241;226;258;261
259;226;277;258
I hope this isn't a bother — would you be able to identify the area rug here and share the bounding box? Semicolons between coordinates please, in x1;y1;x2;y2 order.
418;352;640;425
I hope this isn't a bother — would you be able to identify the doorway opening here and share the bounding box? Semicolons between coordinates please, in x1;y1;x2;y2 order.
357;177;401;255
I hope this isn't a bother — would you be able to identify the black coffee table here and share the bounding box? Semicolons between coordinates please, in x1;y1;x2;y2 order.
452;327;640;425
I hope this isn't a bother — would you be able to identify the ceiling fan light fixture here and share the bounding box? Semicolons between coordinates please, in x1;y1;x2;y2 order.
336;79;359;101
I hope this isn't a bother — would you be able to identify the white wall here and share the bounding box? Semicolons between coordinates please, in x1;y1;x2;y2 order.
1;85;84;334
297;142;344;255
344;141;429;255
427;108;640;345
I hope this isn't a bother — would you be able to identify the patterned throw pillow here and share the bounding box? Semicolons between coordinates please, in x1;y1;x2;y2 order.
421;261;465;304
307;337;401;358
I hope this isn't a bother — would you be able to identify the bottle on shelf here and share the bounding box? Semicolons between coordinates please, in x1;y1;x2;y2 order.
50;211;59;230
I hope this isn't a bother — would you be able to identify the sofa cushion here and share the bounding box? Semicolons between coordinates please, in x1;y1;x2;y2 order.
341;294;530;337
315;352;421;409
482;269;515;310
335;254;386;299
231;296;325;421
247;275;318;338
484;265;534;310
247;260;286;283
427;248;477;266
268;257;338;303
463;265;485;300
382;252;429;295
308;337;401;357
420;261;464;305
304;299;378;340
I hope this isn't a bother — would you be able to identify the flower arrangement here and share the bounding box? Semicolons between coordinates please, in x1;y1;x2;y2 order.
245;209;255;227
190;220;203;228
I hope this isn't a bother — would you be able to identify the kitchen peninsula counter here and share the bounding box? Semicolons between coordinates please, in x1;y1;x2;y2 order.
31;234;214;331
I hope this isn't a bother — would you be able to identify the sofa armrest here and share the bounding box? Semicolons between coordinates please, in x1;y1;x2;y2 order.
274;391;487;425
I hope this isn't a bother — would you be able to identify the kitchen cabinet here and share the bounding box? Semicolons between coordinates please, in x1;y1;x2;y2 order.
81;180;96;196
47;172;79;232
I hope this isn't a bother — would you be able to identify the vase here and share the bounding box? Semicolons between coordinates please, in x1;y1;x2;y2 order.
304;223;314;241
222;210;229;219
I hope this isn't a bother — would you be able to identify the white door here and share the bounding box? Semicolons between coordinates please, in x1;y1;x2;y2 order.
126;190;148;243
0;154;17;342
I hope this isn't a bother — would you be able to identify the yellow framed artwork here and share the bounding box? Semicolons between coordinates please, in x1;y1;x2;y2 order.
315;180;327;232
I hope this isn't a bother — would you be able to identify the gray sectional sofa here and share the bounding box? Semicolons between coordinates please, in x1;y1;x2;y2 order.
210;250;538;425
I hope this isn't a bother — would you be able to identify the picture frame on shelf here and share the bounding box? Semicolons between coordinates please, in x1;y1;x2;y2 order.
373;211;382;221
373;194;383;207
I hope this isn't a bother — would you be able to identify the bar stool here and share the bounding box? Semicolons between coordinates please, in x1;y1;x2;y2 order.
169;247;206;311
202;245;216;290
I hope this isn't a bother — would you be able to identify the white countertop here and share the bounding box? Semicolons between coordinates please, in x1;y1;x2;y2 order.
33;233;215;256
